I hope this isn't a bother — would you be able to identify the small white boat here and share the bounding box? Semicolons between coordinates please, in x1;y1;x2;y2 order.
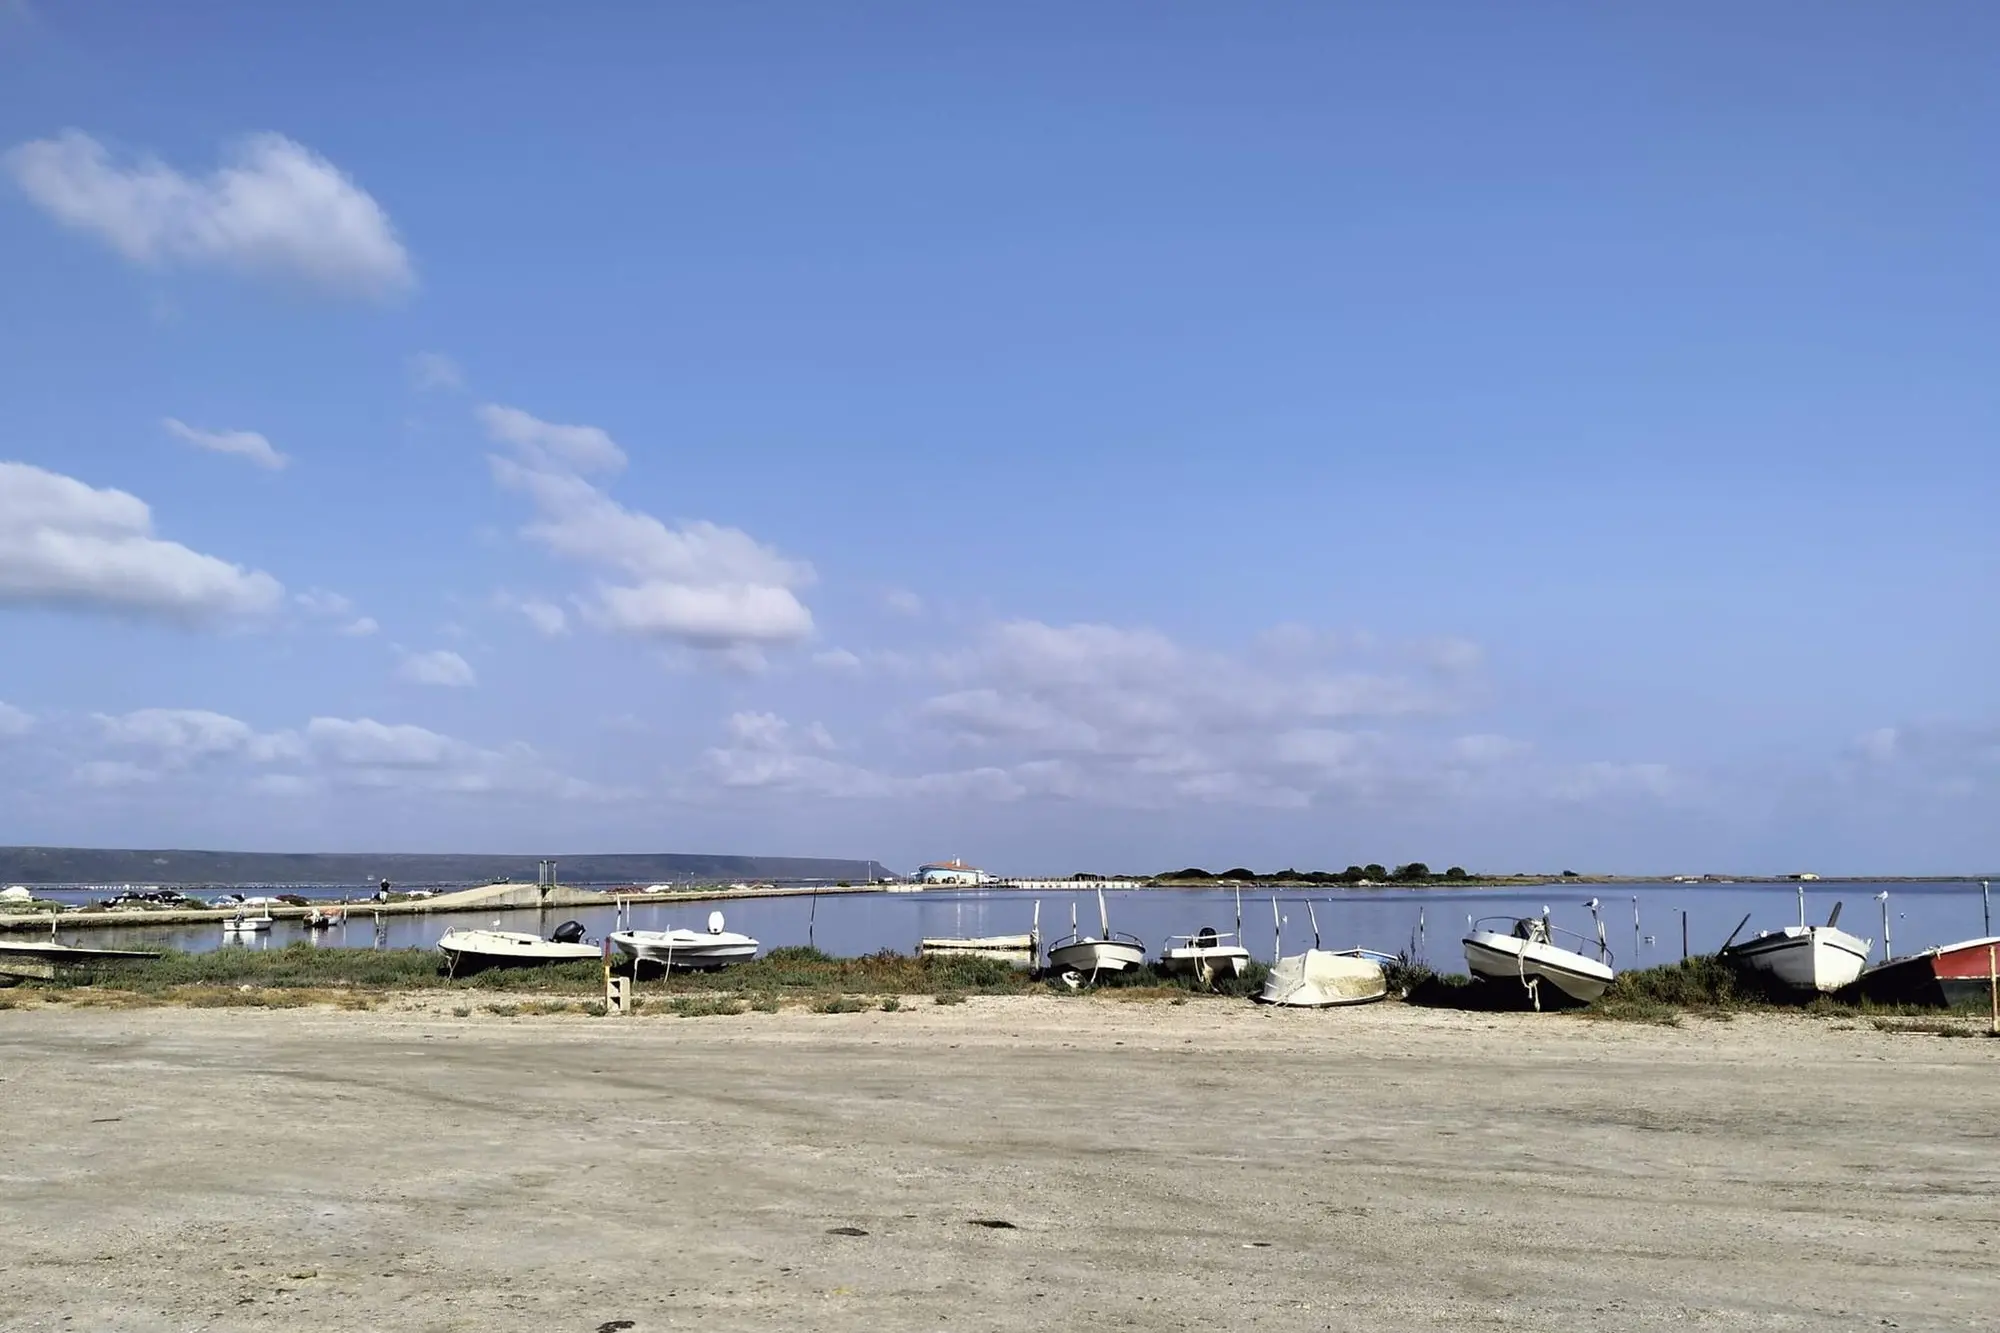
438;921;598;972
1463;900;1616;1008
611;911;759;970
1046;889;1145;982
1158;889;1253;983
1719;890;1870;994
1257;899;1391;1006
221;908;273;935
921;901;1041;967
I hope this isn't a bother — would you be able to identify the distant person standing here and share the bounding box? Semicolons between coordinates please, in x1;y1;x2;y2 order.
375;878;391;902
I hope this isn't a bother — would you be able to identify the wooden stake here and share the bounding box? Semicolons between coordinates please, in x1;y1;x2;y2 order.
1989;944;1997;1036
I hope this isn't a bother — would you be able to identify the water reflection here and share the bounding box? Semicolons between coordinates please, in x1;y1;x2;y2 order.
35;880;1994;970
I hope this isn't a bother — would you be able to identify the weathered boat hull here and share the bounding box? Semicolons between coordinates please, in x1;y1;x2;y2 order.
1850;937;2000;1008
1047;939;1145;974
1257;949;1385;1006
1722;926;1870;994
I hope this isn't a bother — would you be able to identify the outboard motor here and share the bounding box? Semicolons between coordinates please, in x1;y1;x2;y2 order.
1195;926;1219;949
551;919;587;944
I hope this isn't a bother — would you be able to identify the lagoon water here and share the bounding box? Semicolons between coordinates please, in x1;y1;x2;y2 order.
48;880;1996;970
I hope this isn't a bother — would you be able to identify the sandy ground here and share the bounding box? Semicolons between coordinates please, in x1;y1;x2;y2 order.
1;997;1995;1332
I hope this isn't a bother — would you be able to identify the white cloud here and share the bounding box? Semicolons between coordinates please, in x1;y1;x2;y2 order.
305;716;455;768
695;712;1017;802
476;404;625;473
0;701;32;737
0;460;283;623
162;417;287;470
480;403;815;652
337;616;379;637
5;130;413;298
407;352;463;392
94;707;304;766
294;588;352;617
492;591;568;636
74;759;159;788
813;647;862;671
398;649;476;688
884;588;924;617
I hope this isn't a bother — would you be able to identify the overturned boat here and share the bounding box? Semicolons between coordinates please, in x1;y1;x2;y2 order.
1256;900;1390;1006
611;911;759;970
438;920;598;972
1463;900;1615;1008
1718;890;1870;994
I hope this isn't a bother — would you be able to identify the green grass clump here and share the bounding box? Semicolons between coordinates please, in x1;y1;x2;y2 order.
934;991;967;1006
879;996;901;1012
670;996;746;1018
1043;961;1273;998
812;995;870;1014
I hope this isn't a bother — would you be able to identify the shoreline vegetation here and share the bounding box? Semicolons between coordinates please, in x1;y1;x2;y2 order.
3;944;1992;1035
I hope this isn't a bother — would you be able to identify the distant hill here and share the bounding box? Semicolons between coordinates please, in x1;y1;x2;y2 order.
0;846;895;887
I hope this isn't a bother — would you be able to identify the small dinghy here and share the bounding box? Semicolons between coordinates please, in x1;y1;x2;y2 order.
437;920;599;973
611;911;759;970
1159;889;1253;985
1718;889;1870;994
920;901;1041;968
1463;900;1615;1008
1256;899;1391;1006
1046;888;1145;984
221;907;274;935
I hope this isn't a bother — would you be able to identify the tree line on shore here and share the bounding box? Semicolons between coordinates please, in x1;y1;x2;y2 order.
1066;864;1476;885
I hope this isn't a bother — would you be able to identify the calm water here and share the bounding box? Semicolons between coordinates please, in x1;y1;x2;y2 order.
49;880;1996;970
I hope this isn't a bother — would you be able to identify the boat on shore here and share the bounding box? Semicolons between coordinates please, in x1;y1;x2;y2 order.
611;911;759;970
1849;936;2000;1008
438;921;598;972
1463;900;1615;1008
1158;890;1252;983
1256;899;1390;1006
1718;890;1870;994
1046;889;1145;982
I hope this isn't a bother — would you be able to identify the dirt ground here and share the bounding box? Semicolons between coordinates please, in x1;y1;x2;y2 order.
0;997;1994;1332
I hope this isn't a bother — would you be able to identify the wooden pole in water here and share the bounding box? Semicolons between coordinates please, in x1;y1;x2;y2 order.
1989;944;1997;1036
1681;911;1688;962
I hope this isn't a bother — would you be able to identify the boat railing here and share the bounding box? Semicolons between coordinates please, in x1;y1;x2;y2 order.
1470;915;1614;967
1047;928;1145;950
1166;929;1243;948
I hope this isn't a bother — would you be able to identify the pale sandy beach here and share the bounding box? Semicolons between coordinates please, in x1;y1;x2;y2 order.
1;998;1995;1332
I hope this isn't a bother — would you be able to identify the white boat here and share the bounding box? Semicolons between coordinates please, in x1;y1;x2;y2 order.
1256;899;1391;1006
221;908;273;935
1463;900;1616;1008
437;921;599;972
1158;891;1252;982
611;911;759;970
920;902;1041;967
1045;889;1145;981
1718;890;1871;994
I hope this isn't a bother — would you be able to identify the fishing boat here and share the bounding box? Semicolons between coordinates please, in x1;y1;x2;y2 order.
1717;888;1870;994
1256;899;1392;1006
1045;888;1145;982
1851;936;2000;1008
437;920;598;973
1463;900;1615;1008
920;901;1041;968
1158;890;1253;983
611;911;759;970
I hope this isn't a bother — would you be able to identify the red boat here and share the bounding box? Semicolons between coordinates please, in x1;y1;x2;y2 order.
1851;936;2000;1008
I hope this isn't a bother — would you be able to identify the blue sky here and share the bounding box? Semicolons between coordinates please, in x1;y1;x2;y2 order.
1;2;1993;873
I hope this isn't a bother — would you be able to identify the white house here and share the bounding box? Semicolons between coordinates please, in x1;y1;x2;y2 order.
914;859;994;886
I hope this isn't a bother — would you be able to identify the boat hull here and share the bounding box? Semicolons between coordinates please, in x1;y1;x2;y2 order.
611;930;759;970
1257;949;1385;1006
1157;946;1251;978
1047;939;1145;974
1850;936;2000;1008
1723;926;1870;993
437;929;599;970
919;935;1036;968
1464;931;1613;1004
